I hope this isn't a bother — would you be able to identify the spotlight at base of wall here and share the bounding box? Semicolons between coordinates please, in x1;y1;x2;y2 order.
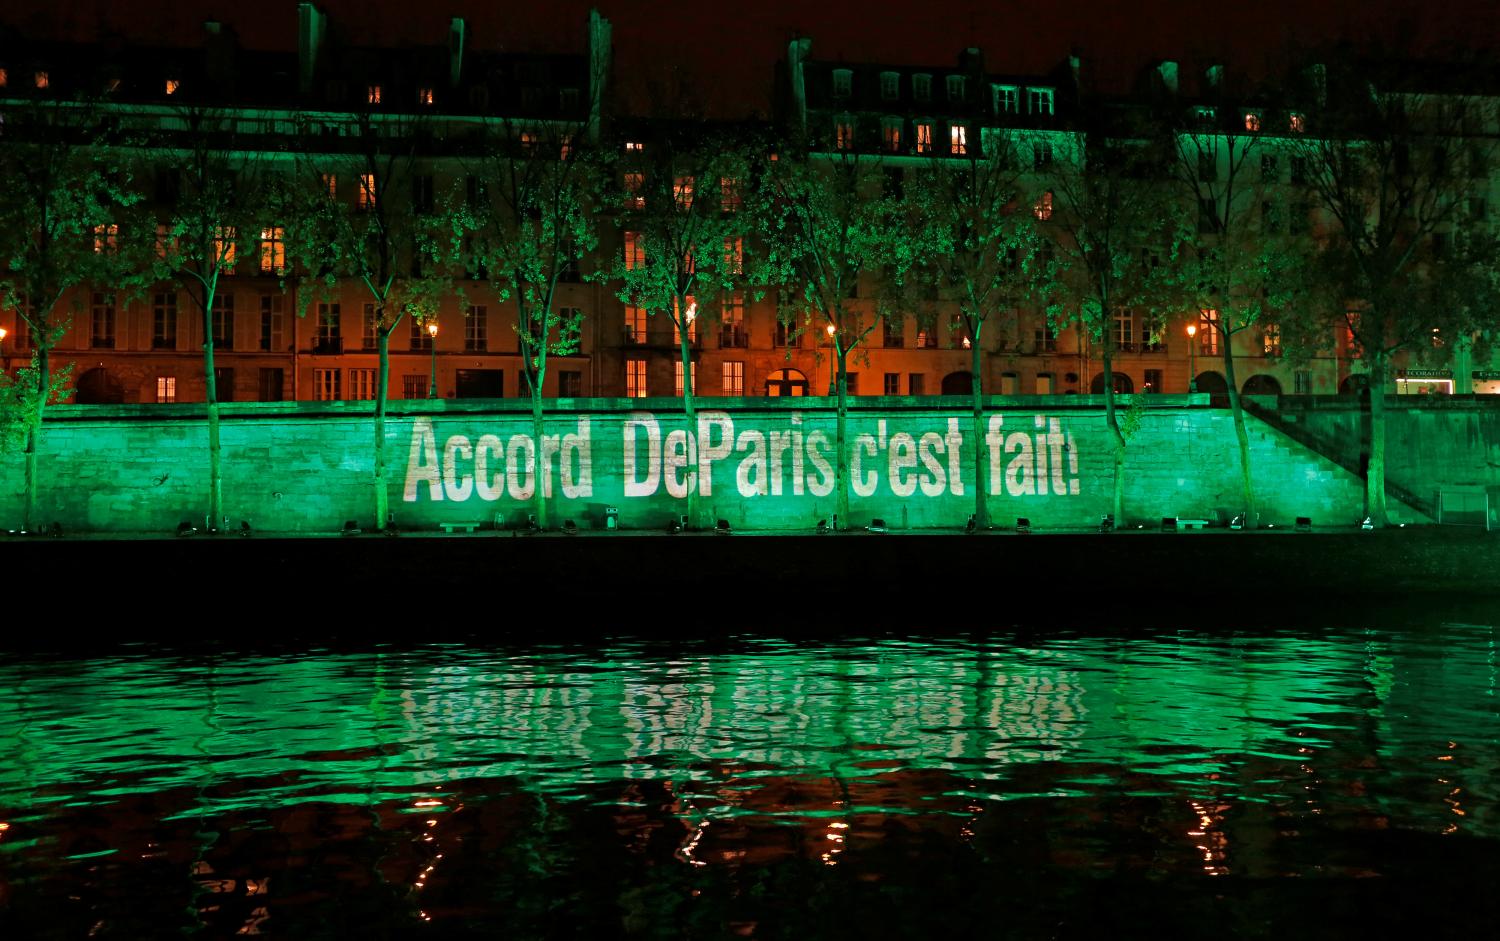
1296;517;1313;532
815;519;830;534
1016;517;1031;534
666;518;682;534
1360;516;1374;530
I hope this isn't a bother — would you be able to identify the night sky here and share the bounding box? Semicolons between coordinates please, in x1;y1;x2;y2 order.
3;0;1494;114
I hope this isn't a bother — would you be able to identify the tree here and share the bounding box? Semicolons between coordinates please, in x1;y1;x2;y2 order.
1161;108;1310;527
1038;128;1185;524
454;122;606;530
1289;62;1500;525
147;108;272;531
0;94;146;531
280;112;451;532
756;150;910;529
609;129;757;528
907;128;1042;529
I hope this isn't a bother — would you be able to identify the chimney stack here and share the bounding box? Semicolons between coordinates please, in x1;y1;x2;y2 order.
298;3;326;95
449;18;466;88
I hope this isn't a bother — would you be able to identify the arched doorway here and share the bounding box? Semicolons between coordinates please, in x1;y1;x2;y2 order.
75;367;124;404
1090;371;1134;394
765;368;809;397
1242;374;1282;397
1339;374;1369;396
1193;371;1227;394
941;371;973;395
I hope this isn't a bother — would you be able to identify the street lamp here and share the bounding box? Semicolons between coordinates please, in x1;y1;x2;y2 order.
0;326;8;371
427;320;439;399
826;323;837;396
1186;322;1198;394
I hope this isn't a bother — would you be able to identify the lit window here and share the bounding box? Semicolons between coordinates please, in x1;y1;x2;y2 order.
34;71;48;90
832;69;852;99
915;122;933;154
1027;87;1054;115
357;173;376;210
1112;308;1133;350
625;305;646;344
1263;324;1282;356
1033;190;1054;220
418;87;434;106
674;360;696;396
720;176;742;212
913;74;931;102
1289;112;1305;133
673;296;697;345
947;75;966;101
321;173;337;199
1199;309;1219;354
1193;106;1215;125
367;85;382;105
625;141;644;153
880;71;899;100
155;223;174;260
993;85;1019;114
834;117;853;151
155;376;177;403
259;226;285;274
92;223;119;254
674;175;694;209
165;78;180;96
721;292;746;347
213;226;236;269
624;231;644;269
882;118;902;152
626;359;646;398
623;172;644;209
723;361;744;396
0;68;7;87
313;368;341;401
520;131;537;151
723;237;743;274
1244;111;1261;132
460;305;487;352
950;124;967;155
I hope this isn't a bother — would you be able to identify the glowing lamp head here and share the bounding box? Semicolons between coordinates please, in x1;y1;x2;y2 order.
826;323;836;336
427;321;438;338
0;326;8;343
1186;323;1197;338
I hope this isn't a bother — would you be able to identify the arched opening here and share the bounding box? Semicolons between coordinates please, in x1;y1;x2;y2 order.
1090;371;1134;394
75;367;124;404
941;371;973;395
1242;374;1282;397
765;368;809;397
1193;371;1228;394
1339;374;1370;397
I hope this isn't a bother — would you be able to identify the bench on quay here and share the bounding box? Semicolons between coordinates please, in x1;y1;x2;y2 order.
439;521;483;534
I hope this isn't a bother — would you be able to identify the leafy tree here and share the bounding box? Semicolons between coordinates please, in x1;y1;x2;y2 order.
756;150;910;529
452;122;607;530
608;130;757;527
1288;64;1500;525
907;128;1043;529
1038;129;1185;524
279;112;451;532
0;94;147;531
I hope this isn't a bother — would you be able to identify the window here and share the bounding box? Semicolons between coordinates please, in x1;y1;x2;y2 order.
1033;140;1053;169
721;292;746;347
845;373;860;395
1261;152;1279;181
673;175;694;209
357;173;376;210
916;328;937;349
1288;112;1305;133
1344;314;1362;357
723;238;743;274
361;303;379;350
348;368;376;401
469;85;490;111
1263;324;1282;356
315;302;341;352
834;116;854;151
321;173;337;199
465;305;487;352
832;69;852;99
418;87;434;106
92;224;118;254
883;372;900;395
1112;308;1133;351
673;296;697;345
155;223;173;260
403;375;428;399
1198;309;1219;355
624;141;644;153
994;84;1019;114
1294;370;1312;394
625;304;647;344
1192;106;1215;125
626;359;647;398
723;361;744;396
880;71;899;100
1470;195;1488;221
624;231;644;269
218;370;240;401
314;368;341;401
91;294;115;349
411;175;434;214
1000;373;1019;395
560;134;574;162
155;376;177;403
883;318;904;348
1244;111;1261;132
882;117;902;152
1144;369;1163;392
1027;87;1054;115
34;71;48;90
165;78;180;96
775;317;800;348
259;368;284;402
913;74;931;102
622;171;644;209
152;292;177;350
1198;151;1215;181
559;370;582;397
908;373;925;395
259;294;283;351
674;360;696;396
212;293;235;349
259;226;285;273
947;75;966;101
0;68;7;87
1033;190;1054;221
915;122;933;154
367;84;382;105
720;176;742;212
213;226;236;270
1034;321;1057;352
411;314;434;351
950;124;968;155
1037;373;1054;395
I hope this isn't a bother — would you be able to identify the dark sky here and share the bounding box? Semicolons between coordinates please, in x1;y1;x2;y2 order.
5;0;1493;114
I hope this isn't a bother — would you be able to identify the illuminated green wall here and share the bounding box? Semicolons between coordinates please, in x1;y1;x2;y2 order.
0;397;1373;532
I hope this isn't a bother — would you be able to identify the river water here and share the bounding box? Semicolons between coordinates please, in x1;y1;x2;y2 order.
2;615;1497;938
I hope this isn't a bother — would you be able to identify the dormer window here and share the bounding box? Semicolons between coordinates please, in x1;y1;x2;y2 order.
469;86;489;110
880;71;899;100
881;117;902;152
165;78;180;96
993;85;1019;114
947;75;966;101
834;115;854;151
915;121;933;154
418;87;434;106
832;69;852;100
950;123;967;155
1244;111;1261;132
913;74;931;102
367;85;382;105
1027;87;1054;115
106;77;121;94
34;71;48;90
1192;106;1215;125
625;141;644;152
1289;112;1306;133
0;68;8;88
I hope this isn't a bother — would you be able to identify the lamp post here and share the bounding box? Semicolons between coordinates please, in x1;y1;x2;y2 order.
826;322;837;396
0;326;8;371
1186;322;1198;394
427;320;439;399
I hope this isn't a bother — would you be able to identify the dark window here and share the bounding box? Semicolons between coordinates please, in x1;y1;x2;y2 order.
214;367;235;402
559;370;582;397
258;368;284;402
456;369;505;398
883;318;904;348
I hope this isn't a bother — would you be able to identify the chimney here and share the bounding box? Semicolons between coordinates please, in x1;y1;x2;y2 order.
448;17;466;88
586;9;612;144
298;3;326;95
788;37;812;132
1068;51;1082;91
1156;60;1178;95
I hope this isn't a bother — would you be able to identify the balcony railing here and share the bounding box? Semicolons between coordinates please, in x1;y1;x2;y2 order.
311;337;343;355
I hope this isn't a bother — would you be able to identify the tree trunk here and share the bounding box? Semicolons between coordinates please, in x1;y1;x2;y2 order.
834;347;849;530
1366;351;1388;527
531;378;548;530
21;342;50;533
1221;334;1257;527
373;327;391;531
202;305;223;532
679;322;700;529
970;322;989;529
1100;346;1125;524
